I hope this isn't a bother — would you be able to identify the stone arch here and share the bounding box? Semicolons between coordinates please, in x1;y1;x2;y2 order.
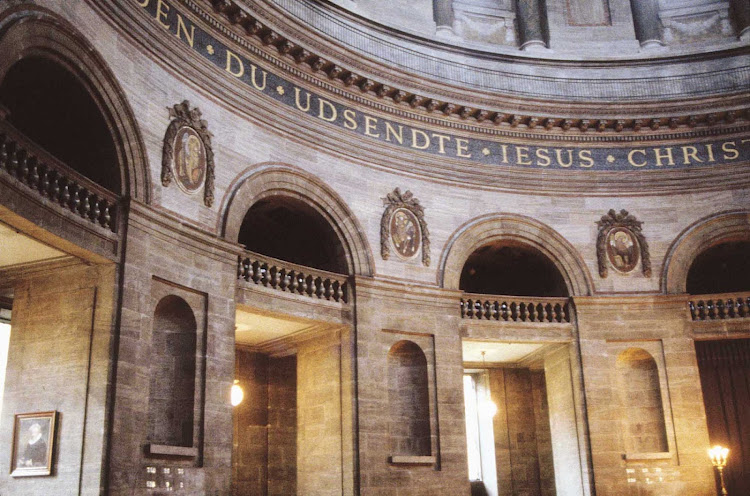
662;210;750;294
439;213;592;296
221;163;374;276
0;6;150;201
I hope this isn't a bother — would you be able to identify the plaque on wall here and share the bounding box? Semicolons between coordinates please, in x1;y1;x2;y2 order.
596;209;651;278
161;100;215;207
381;188;430;266
10;411;58;477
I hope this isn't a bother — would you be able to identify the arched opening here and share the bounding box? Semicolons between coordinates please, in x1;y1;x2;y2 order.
0;57;121;193
615;348;668;454
238;196;349;274
459;242;569;296
148;295;197;448
686;241;750;294
388;340;431;456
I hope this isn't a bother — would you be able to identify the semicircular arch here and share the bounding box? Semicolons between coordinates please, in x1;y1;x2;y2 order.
662;210;750;294
0;6;151;201
439;213;592;296
221;163;374;277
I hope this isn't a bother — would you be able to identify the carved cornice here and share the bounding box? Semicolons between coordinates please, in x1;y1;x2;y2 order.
203;0;750;136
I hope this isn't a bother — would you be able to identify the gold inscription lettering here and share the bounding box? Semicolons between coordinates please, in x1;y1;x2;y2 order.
456;138;471;158
343;109;357;130
364;116;380;137
318;99;337;122
411;129;430;150
722;141;739;160
385;122;404;144
555;149;574;168
536;148;551;167
516;146;532;165
432;133;450;154
499;145;509;163
682;146;702;165
705;144;715;162
137;0;150;7
225;51;244;78
628;149;647;167
155;0;171;29
653;147;675;166
250;66;267;91
579;150;594;168
175;14;194;47
294;88;311;112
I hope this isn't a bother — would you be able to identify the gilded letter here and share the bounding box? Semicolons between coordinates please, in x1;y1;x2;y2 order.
364;116;380;137
250;66;267;91
385;122;404;144
175;14;195;47
653;147;675;166
722;141;739;160
318;99;337;122
155;0;171;29
555;149;574;168
499;144;509;163
411;129;430;150
536;148;551;167
432;133;450;154
225;51;244;78
343;109;358;130
456;138;471;158
579;149;594;168
705;144;716;162
681;146;702;165
516;147;532;165
137;0;150;7
294;88;311;112
628;149;647;167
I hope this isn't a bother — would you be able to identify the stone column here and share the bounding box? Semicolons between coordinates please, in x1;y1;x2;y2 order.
730;0;750;40
630;0;663;47
516;0;547;50
433;0;454;34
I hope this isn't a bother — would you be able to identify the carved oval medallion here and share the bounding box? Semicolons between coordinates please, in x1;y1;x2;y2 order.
390;208;421;259
173;126;206;193
606;227;639;273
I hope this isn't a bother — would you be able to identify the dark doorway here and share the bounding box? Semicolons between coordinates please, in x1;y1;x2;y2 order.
238;196;348;274
695;339;750;496
0;57;121;193
459;243;568;297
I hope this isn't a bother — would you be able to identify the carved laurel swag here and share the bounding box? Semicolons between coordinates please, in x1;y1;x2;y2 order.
595;209;652;278
380;188;430;266
161;100;215;207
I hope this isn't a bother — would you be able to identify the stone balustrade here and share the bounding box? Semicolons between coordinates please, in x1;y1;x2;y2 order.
461;294;571;323
237;252;348;303
0;121;118;232
688;292;750;321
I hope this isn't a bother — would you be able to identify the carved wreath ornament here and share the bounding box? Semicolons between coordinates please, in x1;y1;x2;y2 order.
595;209;651;278
380;188;430;266
161;100;215;207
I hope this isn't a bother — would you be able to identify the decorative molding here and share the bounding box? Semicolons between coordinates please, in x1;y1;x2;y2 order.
380;188;430;266
161;100;215;207
203;0;750;135
596;209;652;278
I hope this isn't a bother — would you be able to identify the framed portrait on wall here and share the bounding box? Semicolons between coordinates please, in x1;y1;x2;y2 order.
10;411;58;477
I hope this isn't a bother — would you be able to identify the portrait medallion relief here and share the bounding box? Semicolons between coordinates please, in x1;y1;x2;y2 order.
390;208;421;259
605;227;639;273
173;126;207;193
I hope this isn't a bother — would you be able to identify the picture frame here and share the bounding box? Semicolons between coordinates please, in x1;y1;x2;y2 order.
10;411;58;477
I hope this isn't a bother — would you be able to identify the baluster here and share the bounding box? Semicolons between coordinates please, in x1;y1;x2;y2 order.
501;302;508;321
473;300;482;319
17;150;28;183
466;299;474;318
269;266;279;289
70;184;81;214
738;298;747;318
527;302;536;321
91;196;101;223
543;303;551;322
717;299;726;319
553;304;562;323
7;144;18;175
492;301;500;320
331;281;340;302
510;302;518;321
81;190;92;219
39;164;50;196
339;281;347;303
277;268;287;291
102;203;113;229
535;303;544;322
726;299;735;318
697;301;706;320
49;171;60;201
249;261;260;283
480;301;488;319
460;299;466;318
27;156;39;188
314;277;324;298
707;300;716;319
260;263;270;286
0;136;7;169
236;256;243;279
305;275;314;297
286;270;297;293
563;302;570;322
688;301;696;320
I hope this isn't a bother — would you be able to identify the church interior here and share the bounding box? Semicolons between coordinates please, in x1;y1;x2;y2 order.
0;0;749;494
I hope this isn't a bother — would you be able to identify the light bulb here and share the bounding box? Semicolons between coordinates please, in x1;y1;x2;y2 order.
231;379;244;407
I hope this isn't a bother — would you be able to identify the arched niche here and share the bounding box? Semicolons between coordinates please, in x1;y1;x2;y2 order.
387;340;431;456
615;348;668;454
459;241;569;296
148;295;197;447
439;214;592;296
0;8;150;201
221;164;374;276
238;195;348;274
663;210;750;294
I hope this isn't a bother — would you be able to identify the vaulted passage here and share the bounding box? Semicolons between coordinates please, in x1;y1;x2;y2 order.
0;57;121;193
459;243;568;297
686;241;750;294
238;196;348;274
